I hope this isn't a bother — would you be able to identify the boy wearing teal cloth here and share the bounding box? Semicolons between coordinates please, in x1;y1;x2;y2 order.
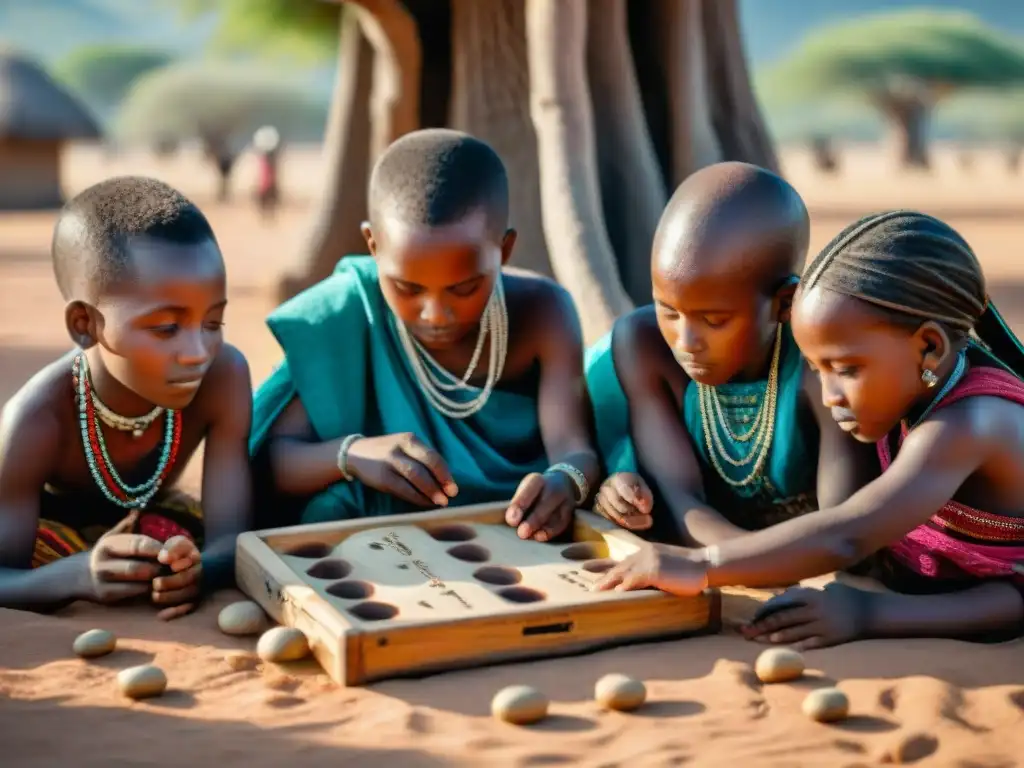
585;162;877;545
250;129;600;542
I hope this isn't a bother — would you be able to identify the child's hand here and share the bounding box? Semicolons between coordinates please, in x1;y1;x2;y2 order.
86;511;163;604
592;543;708;596
505;470;578;542
741;582;873;650
345;433;458;507
152;535;203;621
593;473;654;531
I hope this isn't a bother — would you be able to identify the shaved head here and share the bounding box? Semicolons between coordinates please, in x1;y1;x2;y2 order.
653;162;809;293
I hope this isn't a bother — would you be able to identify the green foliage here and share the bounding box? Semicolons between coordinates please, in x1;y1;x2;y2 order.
53;44;174;110
176;0;341;63
936;89;1024;141
116;62;329;149
764;102;884;144
758;10;1024;107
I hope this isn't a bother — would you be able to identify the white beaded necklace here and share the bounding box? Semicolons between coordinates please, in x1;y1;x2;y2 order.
396;277;509;419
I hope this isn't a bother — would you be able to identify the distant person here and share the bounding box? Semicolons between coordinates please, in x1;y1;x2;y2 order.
253;126;282;222
249;129;600;542
0;177;253;618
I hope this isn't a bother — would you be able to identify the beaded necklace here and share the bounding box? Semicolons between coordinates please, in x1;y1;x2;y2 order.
395;277;509;420
73;353;182;509
696;324;783;488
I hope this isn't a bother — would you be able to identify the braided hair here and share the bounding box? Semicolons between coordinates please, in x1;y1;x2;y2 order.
802;210;1024;377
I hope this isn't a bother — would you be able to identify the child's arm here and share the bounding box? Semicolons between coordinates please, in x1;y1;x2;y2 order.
615;312;748;545
161;347;253;608
804;369;880;510
597;398;1008;594
704;398;997;587
506;283;601;542
0;400;159;609
743;580;1024;649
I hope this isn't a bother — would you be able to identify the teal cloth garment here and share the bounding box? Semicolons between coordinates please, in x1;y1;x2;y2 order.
249;256;548;523
585;319;818;531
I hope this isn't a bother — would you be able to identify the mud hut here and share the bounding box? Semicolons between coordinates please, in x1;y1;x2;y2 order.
0;49;101;210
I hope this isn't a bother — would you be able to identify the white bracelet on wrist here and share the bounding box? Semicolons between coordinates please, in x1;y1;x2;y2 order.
547;462;589;505
336;434;365;481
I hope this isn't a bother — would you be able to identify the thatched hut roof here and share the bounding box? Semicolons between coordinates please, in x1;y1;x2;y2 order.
0;49;101;141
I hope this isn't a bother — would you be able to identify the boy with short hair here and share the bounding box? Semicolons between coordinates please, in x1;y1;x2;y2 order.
585;161;877;545
250;129;599;541
0;176;253;618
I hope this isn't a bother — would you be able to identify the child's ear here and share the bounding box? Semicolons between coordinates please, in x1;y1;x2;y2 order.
500;228;518;266
360;222;377;256
915;321;952;380
65;301;98;349
774;275;800;323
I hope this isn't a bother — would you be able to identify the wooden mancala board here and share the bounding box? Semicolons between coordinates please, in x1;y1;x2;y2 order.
236;502;712;686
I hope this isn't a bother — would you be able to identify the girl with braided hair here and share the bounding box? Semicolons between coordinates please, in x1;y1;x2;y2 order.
595;210;1024;648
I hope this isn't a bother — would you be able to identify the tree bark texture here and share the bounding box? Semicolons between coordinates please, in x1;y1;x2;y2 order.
586;0;665;306
448;0;550;278
282;0;777;342
276;11;374;302
879;94;931;170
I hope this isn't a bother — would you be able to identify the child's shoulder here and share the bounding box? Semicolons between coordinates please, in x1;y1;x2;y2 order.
188;343;252;422
0;352;75;469
612;306;681;385
503;268;580;338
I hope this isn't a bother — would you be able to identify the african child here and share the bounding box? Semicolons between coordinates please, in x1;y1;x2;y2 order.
0;177;253;619
250;129;599;541
596;211;1024;648
584;162;877;544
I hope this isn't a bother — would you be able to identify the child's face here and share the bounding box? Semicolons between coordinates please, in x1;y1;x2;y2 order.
88;236;227;410
792;285;928;443
364;211;514;352
652;265;778;387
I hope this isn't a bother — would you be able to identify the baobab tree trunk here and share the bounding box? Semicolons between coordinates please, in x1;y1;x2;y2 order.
526;0;634;339
586;0;666;305
878;92;931;170
275;11;374;302
448;0;550;278
275;0;776;343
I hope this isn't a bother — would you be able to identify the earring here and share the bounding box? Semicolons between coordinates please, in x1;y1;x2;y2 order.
921;369;939;388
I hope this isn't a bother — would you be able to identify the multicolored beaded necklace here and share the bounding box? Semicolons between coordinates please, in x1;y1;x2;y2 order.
73;353;182;509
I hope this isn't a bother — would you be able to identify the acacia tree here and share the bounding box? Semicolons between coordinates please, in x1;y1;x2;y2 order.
192;0;776;341
117;63;328;201
759;10;1024;171
52;44;174;122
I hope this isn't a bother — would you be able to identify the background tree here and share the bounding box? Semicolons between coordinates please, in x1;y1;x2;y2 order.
758;10;1024;170
187;0;776;342
938;89;1024;173
52;44;174;125
117;63;328;201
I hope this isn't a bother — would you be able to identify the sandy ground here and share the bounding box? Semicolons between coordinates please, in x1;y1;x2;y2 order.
2;143;1024;766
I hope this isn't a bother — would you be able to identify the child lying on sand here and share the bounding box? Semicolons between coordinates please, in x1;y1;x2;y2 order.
0;177;253;618
250;129;599;542
585;162;876;544
596;211;1024;647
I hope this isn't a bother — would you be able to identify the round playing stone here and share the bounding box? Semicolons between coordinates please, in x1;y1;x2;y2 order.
73;629;117;659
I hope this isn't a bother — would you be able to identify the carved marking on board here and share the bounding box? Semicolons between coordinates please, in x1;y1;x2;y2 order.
440;589;472;609
382;532;412;556
558;570;591;591
411;559;445;589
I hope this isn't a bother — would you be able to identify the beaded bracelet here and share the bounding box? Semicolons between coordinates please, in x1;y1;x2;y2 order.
547;462;589;505
336;433;365;481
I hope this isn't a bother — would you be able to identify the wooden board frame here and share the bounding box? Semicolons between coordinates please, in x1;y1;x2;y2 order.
236;502;713;686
